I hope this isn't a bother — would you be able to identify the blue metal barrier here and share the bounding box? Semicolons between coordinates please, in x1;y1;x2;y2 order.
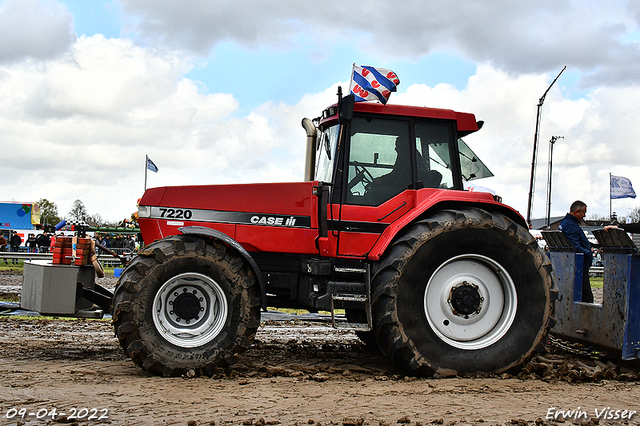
544;229;640;360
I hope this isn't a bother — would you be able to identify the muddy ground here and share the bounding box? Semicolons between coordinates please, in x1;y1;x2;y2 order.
1;274;640;426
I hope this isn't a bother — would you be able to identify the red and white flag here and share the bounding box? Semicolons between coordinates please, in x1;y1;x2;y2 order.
349;65;400;104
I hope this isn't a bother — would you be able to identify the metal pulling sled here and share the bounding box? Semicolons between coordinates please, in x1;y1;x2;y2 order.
543;228;640;360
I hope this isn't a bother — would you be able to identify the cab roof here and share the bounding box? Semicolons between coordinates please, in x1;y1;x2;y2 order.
353;102;480;135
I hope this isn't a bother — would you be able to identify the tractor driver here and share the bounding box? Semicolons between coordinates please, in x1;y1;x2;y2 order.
364;137;442;204
363;137;413;204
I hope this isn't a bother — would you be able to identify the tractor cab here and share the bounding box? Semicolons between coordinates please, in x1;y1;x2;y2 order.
305;94;497;258
309;95;494;209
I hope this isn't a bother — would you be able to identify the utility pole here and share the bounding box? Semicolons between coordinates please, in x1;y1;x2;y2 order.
526;66;566;227
545;136;563;229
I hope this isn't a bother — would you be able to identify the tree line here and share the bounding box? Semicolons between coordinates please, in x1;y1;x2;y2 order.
587;206;640;223
37;198;123;228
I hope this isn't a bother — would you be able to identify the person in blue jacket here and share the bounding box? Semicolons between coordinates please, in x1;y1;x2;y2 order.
559;200;594;303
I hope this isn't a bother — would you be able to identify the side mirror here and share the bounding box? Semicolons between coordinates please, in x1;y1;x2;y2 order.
338;94;354;123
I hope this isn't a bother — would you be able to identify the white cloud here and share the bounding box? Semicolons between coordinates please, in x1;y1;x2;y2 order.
118;0;640;89
0;34;326;222
2;0;640;226
0;0;76;63
2;31;639;223
395;65;640;220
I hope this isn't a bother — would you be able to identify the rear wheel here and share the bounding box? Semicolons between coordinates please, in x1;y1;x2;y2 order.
371;207;554;377
423;254;517;350
112;235;261;377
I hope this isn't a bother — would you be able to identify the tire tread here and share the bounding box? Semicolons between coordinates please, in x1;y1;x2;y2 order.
371;207;555;377
112;235;260;377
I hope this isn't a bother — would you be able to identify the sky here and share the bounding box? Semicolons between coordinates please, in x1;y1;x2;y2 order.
1;0;640;225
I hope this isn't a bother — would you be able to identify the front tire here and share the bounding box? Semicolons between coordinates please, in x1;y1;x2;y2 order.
371;208;554;377
112;235;261;377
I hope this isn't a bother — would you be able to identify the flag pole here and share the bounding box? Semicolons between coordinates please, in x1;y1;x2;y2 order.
525;65;566;227
349;63;355;92
609;172;612;221
145;155;148;192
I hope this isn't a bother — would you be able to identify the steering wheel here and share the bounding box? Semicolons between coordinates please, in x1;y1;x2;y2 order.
348;163;374;192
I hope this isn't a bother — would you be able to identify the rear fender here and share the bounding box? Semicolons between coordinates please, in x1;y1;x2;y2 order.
179;225;267;310
368;193;528;261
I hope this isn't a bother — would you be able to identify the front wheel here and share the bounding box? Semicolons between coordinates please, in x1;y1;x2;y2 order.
112;235;261;377
371;208;555;377
151;272;230;349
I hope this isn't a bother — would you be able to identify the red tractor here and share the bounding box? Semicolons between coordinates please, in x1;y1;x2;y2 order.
113;91;555;377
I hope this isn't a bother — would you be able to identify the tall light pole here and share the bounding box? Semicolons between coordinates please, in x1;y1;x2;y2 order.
526;66;566;227
545;136;563;229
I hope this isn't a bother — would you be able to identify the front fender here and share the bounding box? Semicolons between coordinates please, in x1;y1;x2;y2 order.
178;225;267;310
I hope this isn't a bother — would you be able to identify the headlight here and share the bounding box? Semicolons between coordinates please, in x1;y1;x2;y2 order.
138;205;151;218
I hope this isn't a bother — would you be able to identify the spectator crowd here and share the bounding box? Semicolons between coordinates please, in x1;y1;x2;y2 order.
0;231;139;263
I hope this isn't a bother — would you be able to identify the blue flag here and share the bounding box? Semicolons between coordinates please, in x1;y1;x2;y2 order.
610;174;636;199
349;65;400;104
147;156;158;173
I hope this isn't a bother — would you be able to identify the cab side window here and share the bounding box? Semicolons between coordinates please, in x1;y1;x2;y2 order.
346;117;412;206
415;123;454;189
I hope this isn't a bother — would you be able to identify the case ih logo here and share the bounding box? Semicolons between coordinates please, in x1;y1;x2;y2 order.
250;216;296;227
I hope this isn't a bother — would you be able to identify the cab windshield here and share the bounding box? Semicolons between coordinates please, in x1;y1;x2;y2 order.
458;138;494;181
315;124;340;183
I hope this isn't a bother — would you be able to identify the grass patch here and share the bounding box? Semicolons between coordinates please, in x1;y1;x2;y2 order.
0;263;24;273
0;315;110;321
268;307;310;315
590;276;603;289
0;262;119;277
0;263;122;304
267;308;344;315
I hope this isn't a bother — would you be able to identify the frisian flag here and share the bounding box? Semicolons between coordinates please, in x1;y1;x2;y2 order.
349;65;400;105
610;174;636;199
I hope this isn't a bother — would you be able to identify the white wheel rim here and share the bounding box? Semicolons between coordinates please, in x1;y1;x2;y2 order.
423;254;517;350
152;272;228;348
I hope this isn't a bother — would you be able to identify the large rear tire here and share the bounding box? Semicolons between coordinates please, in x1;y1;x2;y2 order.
371;207;555;377
345;309;378;348
112;235;261;377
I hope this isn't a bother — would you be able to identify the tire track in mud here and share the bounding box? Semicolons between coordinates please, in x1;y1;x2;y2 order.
2;317;640;425
1;307;640;383
2;272;640;425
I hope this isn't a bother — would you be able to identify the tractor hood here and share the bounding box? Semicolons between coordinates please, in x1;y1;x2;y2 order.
137;181;319;252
